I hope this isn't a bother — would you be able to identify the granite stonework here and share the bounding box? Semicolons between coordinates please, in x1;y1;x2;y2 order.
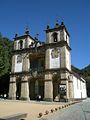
9;22;87;101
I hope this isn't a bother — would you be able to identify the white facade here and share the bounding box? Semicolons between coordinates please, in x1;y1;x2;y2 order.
9;22;87;101
73;75;87;99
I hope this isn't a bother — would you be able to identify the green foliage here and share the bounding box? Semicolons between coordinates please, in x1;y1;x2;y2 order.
0;34;13;76
0;33;13;94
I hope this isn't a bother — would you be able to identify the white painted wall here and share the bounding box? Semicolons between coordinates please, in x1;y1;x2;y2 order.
73;75;87;99
15;55;22;72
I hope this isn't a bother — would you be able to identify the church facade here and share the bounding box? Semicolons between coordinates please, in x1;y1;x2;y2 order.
9;22;87;101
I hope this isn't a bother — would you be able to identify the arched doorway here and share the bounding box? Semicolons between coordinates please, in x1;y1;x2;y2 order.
53;73;60;101
29;79;44;100
53;81;60;101
29;79;35;100
16;77;21;100
38;80;44;100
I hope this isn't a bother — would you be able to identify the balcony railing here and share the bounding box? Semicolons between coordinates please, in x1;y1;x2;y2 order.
30;68;45;78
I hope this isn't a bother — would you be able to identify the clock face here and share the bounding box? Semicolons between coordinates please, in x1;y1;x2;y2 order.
51;48;59;58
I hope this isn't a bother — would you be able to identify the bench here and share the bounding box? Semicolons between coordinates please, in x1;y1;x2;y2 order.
0;113;27;120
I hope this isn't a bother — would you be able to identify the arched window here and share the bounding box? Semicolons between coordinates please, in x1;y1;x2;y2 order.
53;32;58;42
19;40;23;49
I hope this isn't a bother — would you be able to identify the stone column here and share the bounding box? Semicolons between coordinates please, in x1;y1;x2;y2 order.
44;80;53;101
8;76;16;100
45;49;50;69
44;73;53;101
22;53;30;72
21;53;30;100
66;80;69;100
11;55;16;73
60;46;66;68
20;76;29;100
68;75;74;100
68;81;74;99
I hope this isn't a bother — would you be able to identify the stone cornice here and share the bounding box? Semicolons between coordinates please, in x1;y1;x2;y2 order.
14;34;35;41
12;45;45;54
46;41;71;51
45;25;70;37
10;68;71;75
10;71;30;76
45;68;72;74
10;81;16;83
12;41;71;55
10;71;45;79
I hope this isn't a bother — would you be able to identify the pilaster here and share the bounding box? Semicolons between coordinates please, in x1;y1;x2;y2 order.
11;55;16;73
20;76;29;100
8;76;16;100
22;53;30;72
66;80;69;100
45;49;50;69
44;74;53;101
68;75;74;100
60;46;66;68
20;52;30;100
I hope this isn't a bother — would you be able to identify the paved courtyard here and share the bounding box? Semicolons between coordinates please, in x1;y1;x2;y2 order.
0;99;69;120
41;98;90;120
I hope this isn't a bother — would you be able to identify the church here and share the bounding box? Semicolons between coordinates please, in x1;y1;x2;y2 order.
9;21;87;101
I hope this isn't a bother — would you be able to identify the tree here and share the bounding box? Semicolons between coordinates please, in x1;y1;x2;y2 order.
0;33;13;96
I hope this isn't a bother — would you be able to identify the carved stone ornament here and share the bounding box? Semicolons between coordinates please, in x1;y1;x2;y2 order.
51;48;59;58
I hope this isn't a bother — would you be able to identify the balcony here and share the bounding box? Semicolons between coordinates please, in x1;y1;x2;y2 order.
29;46;45;59
30;68;45;79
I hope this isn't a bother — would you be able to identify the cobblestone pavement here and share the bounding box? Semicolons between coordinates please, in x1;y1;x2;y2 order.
40;98;90;120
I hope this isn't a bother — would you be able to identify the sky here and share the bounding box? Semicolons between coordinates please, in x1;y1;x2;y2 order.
0;0;90;69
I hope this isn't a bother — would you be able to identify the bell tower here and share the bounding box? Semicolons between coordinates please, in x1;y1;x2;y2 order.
44;21;73;101
9;29;32;100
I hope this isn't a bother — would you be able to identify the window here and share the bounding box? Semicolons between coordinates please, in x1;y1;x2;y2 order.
17;55;22;63
53;32;58;42
19;40;23;49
